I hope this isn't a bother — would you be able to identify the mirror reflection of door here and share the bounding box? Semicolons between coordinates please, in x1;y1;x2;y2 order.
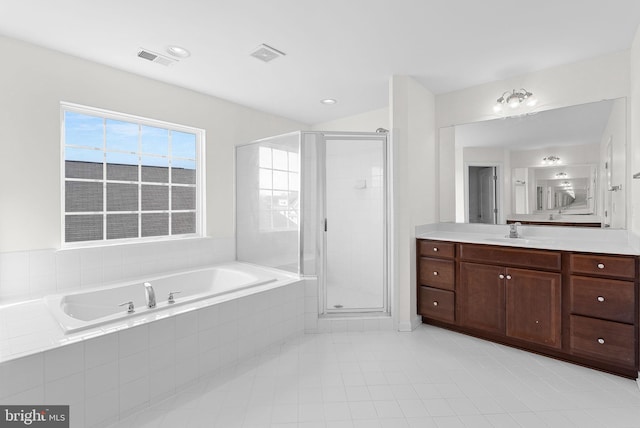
468;166;497;224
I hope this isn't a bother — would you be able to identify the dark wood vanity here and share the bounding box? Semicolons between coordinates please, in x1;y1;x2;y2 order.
417;238;639;378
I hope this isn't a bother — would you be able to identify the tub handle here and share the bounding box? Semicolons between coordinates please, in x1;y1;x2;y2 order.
168;291;181;304
119;301;135;314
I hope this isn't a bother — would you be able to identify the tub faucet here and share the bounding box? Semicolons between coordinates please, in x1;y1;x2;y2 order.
508;222;521;239
144;282;156;308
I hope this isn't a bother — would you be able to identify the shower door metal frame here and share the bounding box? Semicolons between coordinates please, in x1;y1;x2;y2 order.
317;132;389;316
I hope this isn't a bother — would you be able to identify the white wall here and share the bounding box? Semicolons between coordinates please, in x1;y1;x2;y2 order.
390;76;436;331
437;51;630;224
311;107;389;132
0;35;307;253
630;28;640;234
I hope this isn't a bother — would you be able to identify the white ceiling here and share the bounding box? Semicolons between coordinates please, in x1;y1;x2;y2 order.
1;1;639;125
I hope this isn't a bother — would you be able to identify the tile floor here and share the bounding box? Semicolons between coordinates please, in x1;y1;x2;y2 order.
107;324;640;428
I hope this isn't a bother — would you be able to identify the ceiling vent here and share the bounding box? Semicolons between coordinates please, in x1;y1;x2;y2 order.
137;49;177;66
250;44;286;63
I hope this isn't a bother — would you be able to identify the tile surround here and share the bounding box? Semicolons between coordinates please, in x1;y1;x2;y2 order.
0;237;235;303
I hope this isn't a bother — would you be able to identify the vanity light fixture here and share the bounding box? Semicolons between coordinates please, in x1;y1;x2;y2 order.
555;172;568;178
542;155;560;165
493;88;537;113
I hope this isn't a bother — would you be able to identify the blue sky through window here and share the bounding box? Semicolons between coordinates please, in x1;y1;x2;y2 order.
65;111;197;169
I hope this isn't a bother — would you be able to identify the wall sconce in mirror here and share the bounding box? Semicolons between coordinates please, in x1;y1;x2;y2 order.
633;172;640;179
514;179;526;185
555;172;568;178
493;88;538;113
542;155;560;165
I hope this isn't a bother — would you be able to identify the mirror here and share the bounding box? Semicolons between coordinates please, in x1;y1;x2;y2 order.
444;98;626;228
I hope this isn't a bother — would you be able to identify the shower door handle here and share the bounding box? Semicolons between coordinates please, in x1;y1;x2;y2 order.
324;218;328;232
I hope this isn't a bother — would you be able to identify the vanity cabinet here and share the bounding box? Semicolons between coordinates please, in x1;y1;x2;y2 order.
568;253;637;370
458;246;561;349
416;238;639;378
417;240;456;322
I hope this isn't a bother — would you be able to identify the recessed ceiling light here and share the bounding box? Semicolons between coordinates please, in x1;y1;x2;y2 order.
320;99;337;105
166;45;191;58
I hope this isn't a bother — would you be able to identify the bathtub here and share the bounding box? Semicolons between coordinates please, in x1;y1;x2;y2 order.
46;262;293;333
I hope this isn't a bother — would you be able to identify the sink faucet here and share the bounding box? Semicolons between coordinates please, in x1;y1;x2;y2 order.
144;282;156;308
508;222;521;238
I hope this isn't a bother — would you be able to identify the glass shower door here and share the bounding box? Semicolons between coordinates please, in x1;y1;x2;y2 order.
323;135;387;313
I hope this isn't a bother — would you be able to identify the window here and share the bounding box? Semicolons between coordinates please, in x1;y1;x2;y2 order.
62;103;204;245
258;145;299;231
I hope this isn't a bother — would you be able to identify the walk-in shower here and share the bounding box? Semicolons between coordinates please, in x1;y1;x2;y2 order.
236;131;389;316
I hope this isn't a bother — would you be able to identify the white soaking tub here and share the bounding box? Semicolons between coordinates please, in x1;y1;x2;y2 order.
45;262;290;333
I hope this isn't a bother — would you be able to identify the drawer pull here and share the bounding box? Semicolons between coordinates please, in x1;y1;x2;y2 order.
499;274;505;279
433;271;439;276
597;296;605;302
433;301;438;307
433;247;439;252
506;274;512;280
597;263;605;269
597;338;605;345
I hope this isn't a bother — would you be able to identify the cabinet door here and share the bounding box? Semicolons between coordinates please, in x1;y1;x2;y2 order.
505;268;561;349
459;262;505;334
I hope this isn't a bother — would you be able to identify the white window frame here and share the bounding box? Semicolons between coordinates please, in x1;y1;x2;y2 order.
258;145;300;233
60;102;206;248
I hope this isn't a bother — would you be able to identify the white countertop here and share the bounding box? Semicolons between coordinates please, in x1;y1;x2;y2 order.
416;222;640;255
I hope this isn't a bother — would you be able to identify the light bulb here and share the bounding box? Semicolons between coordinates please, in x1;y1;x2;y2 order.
526;96;538;107
493;103;503;113
509;97;520;109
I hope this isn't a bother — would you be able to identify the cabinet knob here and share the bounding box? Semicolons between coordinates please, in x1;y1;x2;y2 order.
597;263;605;269
597;338;605;345
597;296;605;302
506;274;512;280
433;247;439;252
433;301;439;307
433;271;439;276
499;274;505;279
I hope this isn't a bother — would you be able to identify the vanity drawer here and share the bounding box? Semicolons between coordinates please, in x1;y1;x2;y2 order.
419;258;455;290
569;254;636;280
570;276;635;324
569;315;635;367
459;244;561;271
419;286;455;322
418;240;455;259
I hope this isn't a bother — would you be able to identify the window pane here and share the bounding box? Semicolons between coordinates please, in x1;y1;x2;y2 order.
66;181;103;212
172;186;195;210
65;112;103;149
141;185;168;210
273;191;289;208
273;149;288;170
259;168;272;189
172;165;196;184
172;212;196;235
65;160;103;180
273;171;288;190
106;119;138;152
107;163;138;181
65;215;103;242
142;213;168;237
289;172;299;191
142;165;169;183
172;131;196;159
259;190;272;210
107;183;138;211
141;125;169;156
259;146;272;168
107;214;138;239
288;151;299;172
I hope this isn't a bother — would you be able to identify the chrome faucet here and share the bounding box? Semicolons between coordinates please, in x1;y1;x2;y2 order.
508;222;521;238
144;282;156;308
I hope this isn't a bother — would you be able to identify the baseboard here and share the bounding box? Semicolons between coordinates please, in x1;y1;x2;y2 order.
398;315;422;332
